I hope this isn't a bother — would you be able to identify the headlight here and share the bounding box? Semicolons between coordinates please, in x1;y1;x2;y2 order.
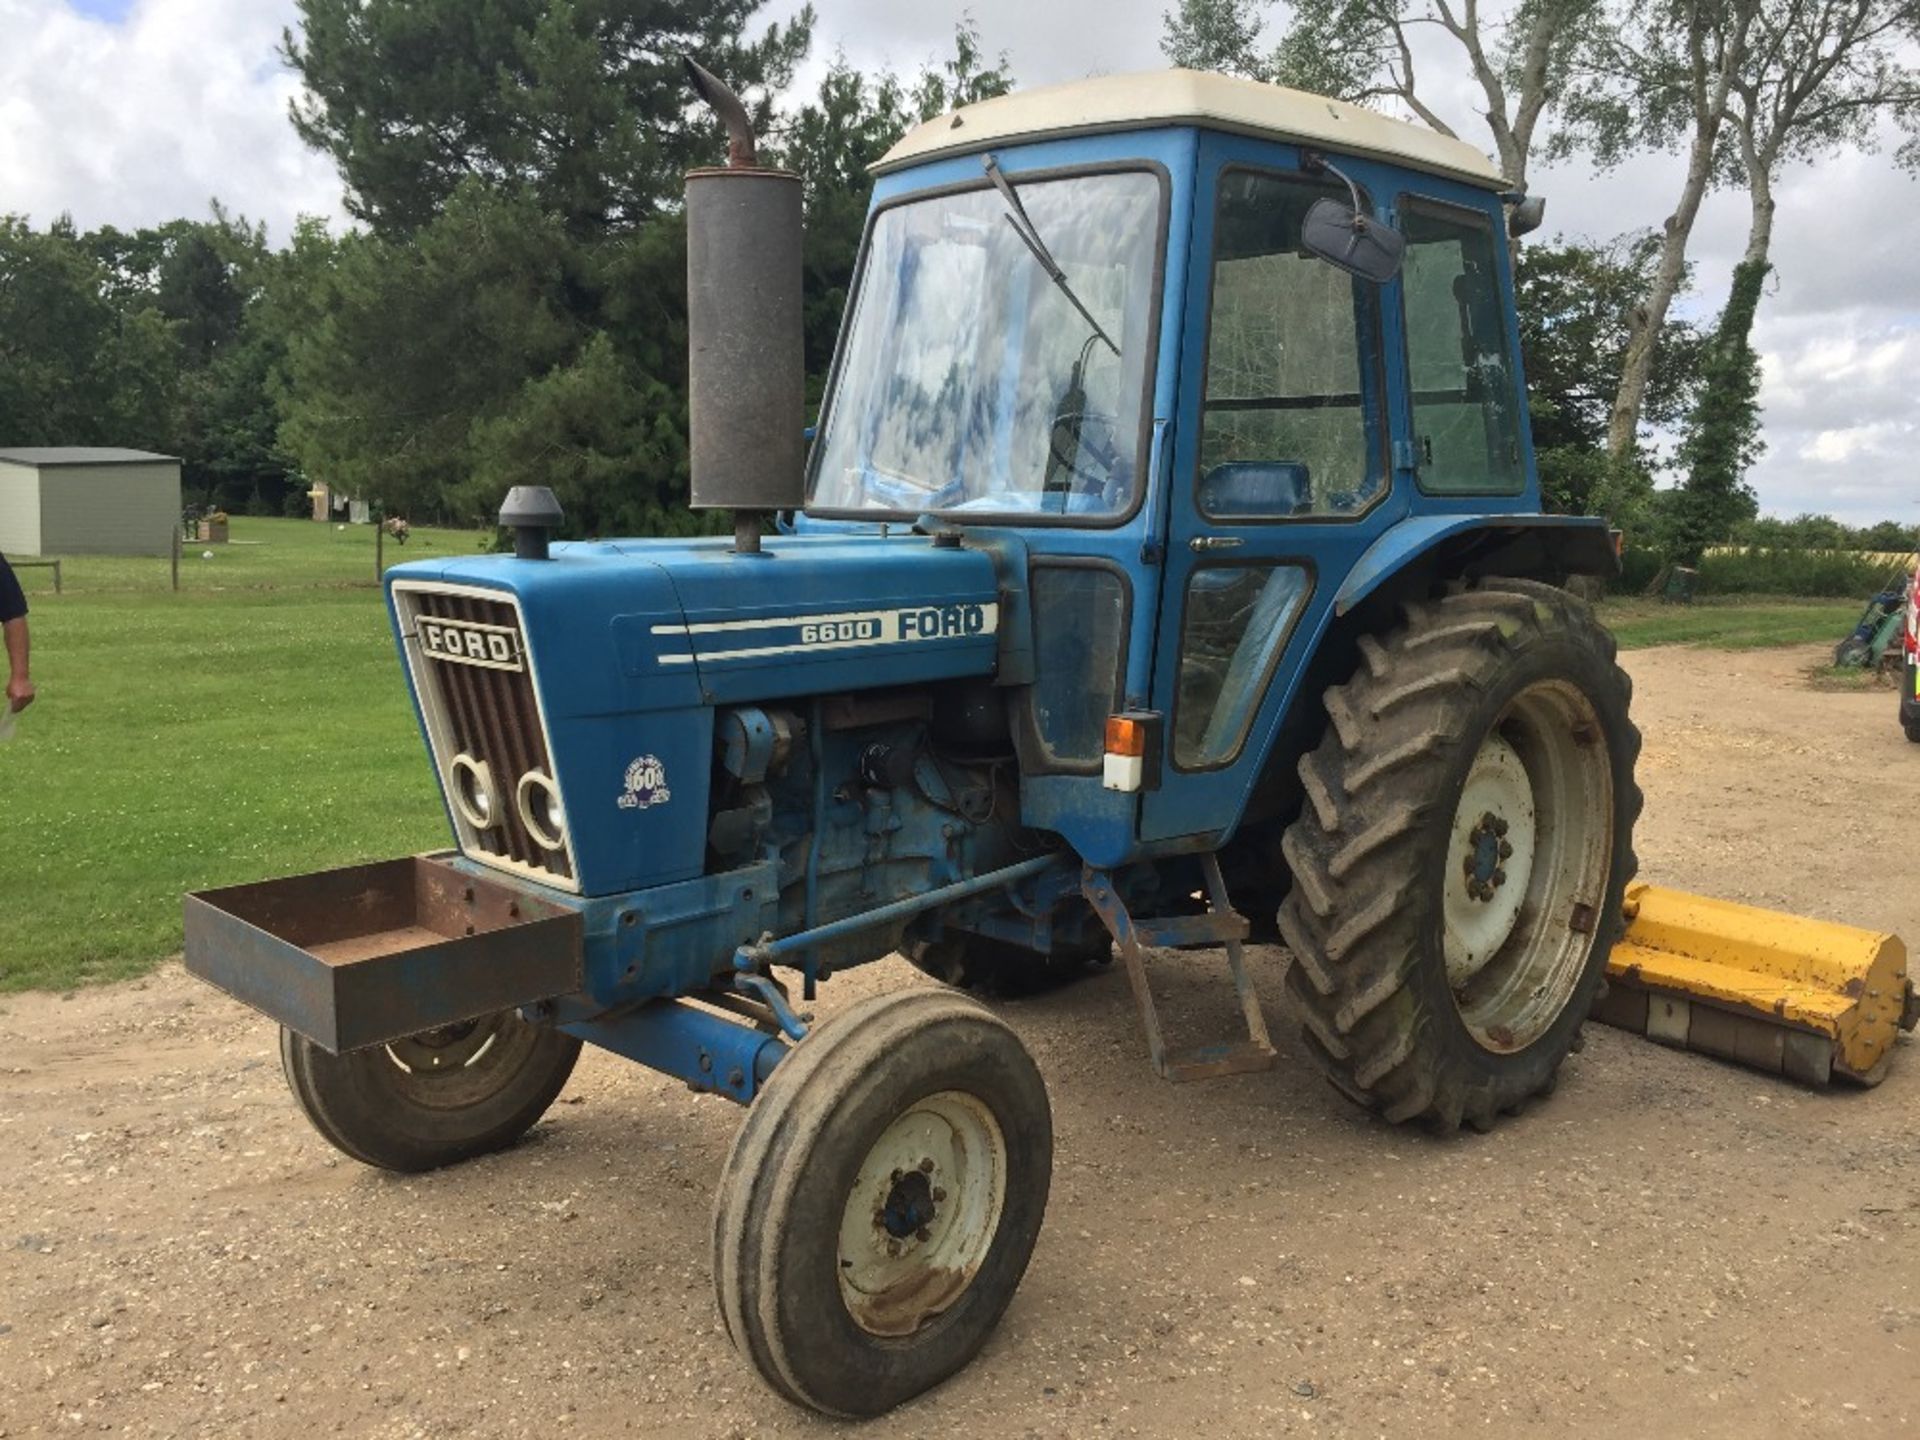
516;769;567;852
448;753;500;830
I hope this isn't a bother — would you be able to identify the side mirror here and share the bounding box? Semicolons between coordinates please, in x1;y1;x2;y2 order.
1302;197;1406;284
1508;194;1547;237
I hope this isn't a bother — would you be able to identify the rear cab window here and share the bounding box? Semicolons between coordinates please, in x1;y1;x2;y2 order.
1399;198;1524;496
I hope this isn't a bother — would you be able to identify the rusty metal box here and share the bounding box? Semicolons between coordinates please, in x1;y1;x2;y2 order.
184;854;583;1053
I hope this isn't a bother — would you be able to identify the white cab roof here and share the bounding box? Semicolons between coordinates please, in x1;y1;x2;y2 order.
874;68;1506;191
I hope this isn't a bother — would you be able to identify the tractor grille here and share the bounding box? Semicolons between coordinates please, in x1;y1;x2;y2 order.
399;585;576;889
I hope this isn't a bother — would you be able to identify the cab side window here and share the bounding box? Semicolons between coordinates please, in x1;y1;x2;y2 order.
1400;199;1524;495
1198;169;1388;521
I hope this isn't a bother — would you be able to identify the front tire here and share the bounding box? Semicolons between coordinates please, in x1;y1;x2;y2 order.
1278;579;1642;1132
280;1011;580;1172
712;989;1052;1416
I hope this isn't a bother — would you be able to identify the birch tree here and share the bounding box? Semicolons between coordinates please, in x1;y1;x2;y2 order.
1555;0;1761;460
1256;0;1601;196
1726;0;1920;276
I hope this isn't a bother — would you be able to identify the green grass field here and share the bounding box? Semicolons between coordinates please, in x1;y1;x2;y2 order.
0;517;485;991
0;524;1867;992
1594;595;1860;650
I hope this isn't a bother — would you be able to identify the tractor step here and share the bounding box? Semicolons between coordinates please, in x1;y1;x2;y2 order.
1083;855;1275;1084
1132;910;1251;949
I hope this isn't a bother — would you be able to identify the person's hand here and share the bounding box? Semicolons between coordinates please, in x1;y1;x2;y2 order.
7;676;33;713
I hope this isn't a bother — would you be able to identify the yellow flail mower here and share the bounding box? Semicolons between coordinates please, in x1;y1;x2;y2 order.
1597;884;1917;1086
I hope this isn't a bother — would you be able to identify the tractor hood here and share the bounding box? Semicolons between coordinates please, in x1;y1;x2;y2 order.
386;532;1006;717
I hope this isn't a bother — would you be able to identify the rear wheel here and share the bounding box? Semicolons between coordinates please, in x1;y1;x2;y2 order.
1278;578;1641;1132
280;1011;580;1172
712;989;1052;1416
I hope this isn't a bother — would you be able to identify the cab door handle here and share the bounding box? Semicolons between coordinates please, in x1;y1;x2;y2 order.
1189;535;1244;552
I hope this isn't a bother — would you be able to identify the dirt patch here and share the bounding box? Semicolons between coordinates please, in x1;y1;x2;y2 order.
3;642;1918;1438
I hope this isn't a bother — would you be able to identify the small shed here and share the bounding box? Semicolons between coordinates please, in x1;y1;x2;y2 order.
0;448;183;557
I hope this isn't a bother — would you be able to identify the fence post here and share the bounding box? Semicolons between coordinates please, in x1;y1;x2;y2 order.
171;528;181;592
52;559;61;595
375;508;384;583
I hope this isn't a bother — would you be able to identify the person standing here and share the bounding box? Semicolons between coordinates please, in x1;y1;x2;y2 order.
0;551;33;713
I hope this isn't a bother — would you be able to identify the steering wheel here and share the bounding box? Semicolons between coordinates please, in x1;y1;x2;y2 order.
1046;410;1125;499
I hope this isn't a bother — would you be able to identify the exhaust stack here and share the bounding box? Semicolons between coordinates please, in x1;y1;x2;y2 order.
683;57;804;556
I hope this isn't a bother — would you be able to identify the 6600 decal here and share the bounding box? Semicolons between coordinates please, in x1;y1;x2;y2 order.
801;618;882;644
653;603;998;667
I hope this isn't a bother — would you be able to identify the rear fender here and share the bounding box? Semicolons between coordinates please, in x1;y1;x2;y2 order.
1335;513;1618;617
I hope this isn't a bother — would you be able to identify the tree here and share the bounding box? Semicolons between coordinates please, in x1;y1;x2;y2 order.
1729;0;1920;278
1556;0;1763;461
1668;258;1766;563
1515;233;1703;520
286;0;813;238
1160;0;1601;201
278;0;825;531
1162;0;1268;74
0;216;178;450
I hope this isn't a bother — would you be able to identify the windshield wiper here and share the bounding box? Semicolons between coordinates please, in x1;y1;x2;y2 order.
982;154;1120;358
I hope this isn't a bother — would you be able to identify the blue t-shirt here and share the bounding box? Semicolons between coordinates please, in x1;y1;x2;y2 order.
0;553;27;625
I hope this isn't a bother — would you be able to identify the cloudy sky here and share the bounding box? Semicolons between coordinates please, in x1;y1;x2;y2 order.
2;0;1915;523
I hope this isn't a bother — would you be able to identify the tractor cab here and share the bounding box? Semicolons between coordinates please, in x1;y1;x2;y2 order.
794;71;1603;866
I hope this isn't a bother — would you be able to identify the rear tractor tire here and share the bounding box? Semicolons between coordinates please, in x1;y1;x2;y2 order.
713;989;1052;1417
905;930;1111;998
280;1010;581;1172
1278;578;1642;1133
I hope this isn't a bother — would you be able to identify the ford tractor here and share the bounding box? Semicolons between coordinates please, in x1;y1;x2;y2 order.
188;66;1649;1415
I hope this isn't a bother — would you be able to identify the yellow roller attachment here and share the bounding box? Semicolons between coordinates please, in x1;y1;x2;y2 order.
1597;883;1917;1086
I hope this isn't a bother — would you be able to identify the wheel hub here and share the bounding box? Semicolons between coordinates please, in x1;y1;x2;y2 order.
1462;811;1514;899
837;1091;1007;1338
879;1162;940;1241
1444;735;1537;990
1442;681;1616;1054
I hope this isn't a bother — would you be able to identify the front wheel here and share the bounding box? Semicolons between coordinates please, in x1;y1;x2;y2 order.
712;989;1052;1416
280;1011;581;1172
1278;578;1642;1132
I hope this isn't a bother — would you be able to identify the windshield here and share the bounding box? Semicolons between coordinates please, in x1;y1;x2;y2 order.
807;169;1162;519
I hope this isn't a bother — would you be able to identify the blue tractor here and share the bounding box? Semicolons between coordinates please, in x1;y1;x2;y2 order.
186;66;1640;1415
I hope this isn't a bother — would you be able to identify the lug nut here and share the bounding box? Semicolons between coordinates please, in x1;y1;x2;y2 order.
931;1188;946;1202
1493;817;1510;836
1493;868;1507;886
919;1158;935;1173
890;1169;903;1183
915;1226;931;1242
1499;840;1513;859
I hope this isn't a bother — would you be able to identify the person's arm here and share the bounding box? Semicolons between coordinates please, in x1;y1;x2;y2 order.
4;616;30;712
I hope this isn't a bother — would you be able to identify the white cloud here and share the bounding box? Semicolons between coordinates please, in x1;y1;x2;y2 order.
0;0;343;242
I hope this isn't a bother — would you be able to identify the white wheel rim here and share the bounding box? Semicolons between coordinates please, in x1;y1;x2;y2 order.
1444;680;1614;1053
836;1090;1007;1338
1443;734;1537;986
